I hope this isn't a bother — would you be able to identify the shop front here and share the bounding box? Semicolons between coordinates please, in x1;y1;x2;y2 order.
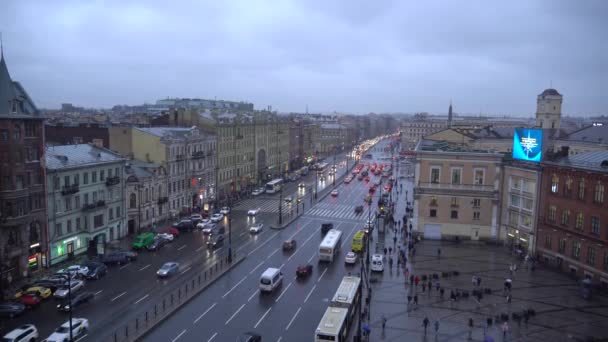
506;227;531;254
49;234;88;266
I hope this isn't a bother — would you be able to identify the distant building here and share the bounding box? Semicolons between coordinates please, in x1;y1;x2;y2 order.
155;97;254;111
125;161;169;234
45;124;110;148
536;88;562;129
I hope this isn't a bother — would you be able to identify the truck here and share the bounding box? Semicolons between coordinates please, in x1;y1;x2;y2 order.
132;232;155;250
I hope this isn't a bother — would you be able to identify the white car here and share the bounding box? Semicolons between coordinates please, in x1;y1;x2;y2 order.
345;252;358;264
45;318;89;342
252;188;265;196
202;223;217;235
248;208;261;216
157;233;174;242
57;265;89;278
331;189;339;196
190;214;203;222
196;219;211;229
210;213;224;223
220;207;231;215
250;223;264;234
3;324;38;342
54;280;84;299
298;183;306;189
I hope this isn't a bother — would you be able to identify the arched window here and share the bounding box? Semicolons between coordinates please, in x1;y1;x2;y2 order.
129;193;137;209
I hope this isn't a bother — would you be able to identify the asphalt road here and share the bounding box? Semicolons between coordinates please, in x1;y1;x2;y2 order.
142;139;400;342
0;147;361;339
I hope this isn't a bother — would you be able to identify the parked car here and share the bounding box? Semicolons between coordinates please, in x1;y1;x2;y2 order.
84;261;107;280
157;232;174;242
0;302;25;318
2;324;38;342
100;251;137;265
172;219;194;231
296;264;313;278
57;292;94;312
157;262;179;278
247;208;261;216
210;213;224;223
19;294;41;309
220;207;231;215
147;237;168;251
250;223;263;234
54;280;84;299
190;214;203;225
284;196;293;203
282;239;297;251
57;265;89;279
132;232;155;250
298;182;306;189
22;286;52;299
32;280;60;292
160;227;180;237
344;177;352;184
207;234;225;249
345;252;358;265
45;318;89;342
252;187;265;196
237;332;262;342
321;223;334;235
331;189;339;197
196;219;211;229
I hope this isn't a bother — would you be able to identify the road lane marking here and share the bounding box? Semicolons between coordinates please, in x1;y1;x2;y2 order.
172;329;187;342
94;290;103;296
239;232;245;237
285;306;302;331
266;248;280;259
275;282;292;303
248;232;279;256
317;268;328;283
194;302;217;324
139;264;151;271
119;264;130;270
277;337;282;342
307;253;315;263
279;262;285;269
254;307;272;329
304;284;316;303
225;303;245;325
178;244;187;251
222;276;248;298
180;267;191;275
207;332;218;342
75;334;87;342
196;246;205;252
248;289;259;302
249;261;265;275
134;294;149;305
111;291;127;302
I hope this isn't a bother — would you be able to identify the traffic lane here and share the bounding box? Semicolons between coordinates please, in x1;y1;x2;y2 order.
142;216;324;341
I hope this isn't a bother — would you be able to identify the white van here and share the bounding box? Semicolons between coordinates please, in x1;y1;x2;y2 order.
371;254;384;272
259;267;283;293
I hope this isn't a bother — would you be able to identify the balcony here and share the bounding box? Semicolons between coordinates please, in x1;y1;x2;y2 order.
175;154;185;161
82;200;106;212
416;182;497;197
157;196;169;205
61;184;80;196
192;151;206;159
105;176;120;186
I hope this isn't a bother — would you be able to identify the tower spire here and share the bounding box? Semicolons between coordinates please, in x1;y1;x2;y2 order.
448;100;453;128
0;31;3;59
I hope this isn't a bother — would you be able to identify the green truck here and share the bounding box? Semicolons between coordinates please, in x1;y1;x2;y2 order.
132;232;155;250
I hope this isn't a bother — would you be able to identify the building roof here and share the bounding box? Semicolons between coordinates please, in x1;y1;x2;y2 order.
416;139;502;154
125;160;160;180
135;126;196;138
320;123;346;130
45;144;125;170
548;150;608;173
0;52;40;117
540;88;561;96
559;124;608;145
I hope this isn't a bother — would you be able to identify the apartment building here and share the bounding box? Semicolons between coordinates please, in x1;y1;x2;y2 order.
125;161;169;234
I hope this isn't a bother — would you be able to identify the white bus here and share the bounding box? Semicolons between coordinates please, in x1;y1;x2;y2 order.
265;178;283;194
315;307;349;342
330;276;362;331
316;162;329;172
319;229;342;262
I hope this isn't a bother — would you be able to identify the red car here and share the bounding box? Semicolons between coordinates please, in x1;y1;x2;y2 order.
20;294;41;308
161;227;180;237
296;264;313;278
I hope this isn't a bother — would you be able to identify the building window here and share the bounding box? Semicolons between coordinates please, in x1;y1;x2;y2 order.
565;177;572;196
522;198;533;211
55;223;63;236
594;183;604;204
604;253;608;272
572;241;581;259
100;170;105;181
13;124;21;141
65;197;72;211
591;216;600;236
474;169;484;185
451;168;462;185
551;174;559;193
76;217;81;231
116;206;121;217
548;206;556;223
544;235;551;249
587;247;596;266
561;209;570;226
92;171;97;183
94;214;104;228
473;211;480;220
67;219;72;233
83;172;89;184
558;238;566;253
510;177;520;190
109;207;114;220
430;196;438;206
575;213;584;230
510;194;520;208
472;198;481;208
451;197;459;207
450;210;458;219
429;209;437;217
521;215;531;227
129;193;137;209
430;168;440;184
578;178;586;200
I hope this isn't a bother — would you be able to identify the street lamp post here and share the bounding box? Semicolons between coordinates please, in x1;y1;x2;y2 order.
58;271;75;341
228;213;233;263
332;147;337;187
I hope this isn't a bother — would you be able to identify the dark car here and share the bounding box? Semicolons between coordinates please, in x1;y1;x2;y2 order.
147;237;168;251
321;223;333;235
207;234;224;249
160;227;180;237
354;205;364;214
0;302;26;318
101;251;137;265
296;264;313;278
282;239;297;251
57;291;94;312
237;332;262;342
84;261;107;280
172;219;194;231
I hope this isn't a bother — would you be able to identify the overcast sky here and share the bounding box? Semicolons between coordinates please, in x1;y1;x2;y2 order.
1;0;606;115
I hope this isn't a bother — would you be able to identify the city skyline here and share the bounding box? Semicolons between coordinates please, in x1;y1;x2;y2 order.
1;0;606;115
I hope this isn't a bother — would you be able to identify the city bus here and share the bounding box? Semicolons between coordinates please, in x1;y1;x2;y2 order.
315;276;362;342
265;178;283;194
319;229;342;262
351;230;366;253
331;276;362;330
315;307;349;342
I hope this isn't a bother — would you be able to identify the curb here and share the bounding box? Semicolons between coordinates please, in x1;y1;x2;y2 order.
270;211;303;230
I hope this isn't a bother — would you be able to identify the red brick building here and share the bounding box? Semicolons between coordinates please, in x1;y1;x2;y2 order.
536;150;608;288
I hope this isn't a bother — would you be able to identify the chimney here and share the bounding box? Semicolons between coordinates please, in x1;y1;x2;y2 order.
561;145;570;157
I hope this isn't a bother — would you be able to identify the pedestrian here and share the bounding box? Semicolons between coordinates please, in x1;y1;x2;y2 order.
389;257;393;269
450;290;456;301
468;318;474;340
407;295;412;305
422;283;426;292
434;320;440;335
410;274;414;284
384;247;388;255
502;321;509;341
437;248;441;258
477;276;482;287
382;315;387;332
414;295;418;306
440;287;445;298
393;236;397;246
389;246;393;255
472;275;477;287
397;257;401;267
415;276;420;287
422;317;430;336
412;247;416;257
436;282;440;292
506;294;511;303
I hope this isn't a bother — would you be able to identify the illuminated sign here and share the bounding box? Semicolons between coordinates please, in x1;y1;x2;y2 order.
513;128;543;162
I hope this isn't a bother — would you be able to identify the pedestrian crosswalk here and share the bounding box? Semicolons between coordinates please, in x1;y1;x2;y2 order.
232;198;296;214
304;202;372;221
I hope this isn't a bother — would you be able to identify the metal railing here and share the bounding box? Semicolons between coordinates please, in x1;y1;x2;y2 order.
61;184;80;195
417;182;495;191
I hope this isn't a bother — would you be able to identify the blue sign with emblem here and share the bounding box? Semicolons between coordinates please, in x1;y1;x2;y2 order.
513;128;543;162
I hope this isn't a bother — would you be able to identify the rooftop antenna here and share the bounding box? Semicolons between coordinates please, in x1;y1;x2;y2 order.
0;31;3;58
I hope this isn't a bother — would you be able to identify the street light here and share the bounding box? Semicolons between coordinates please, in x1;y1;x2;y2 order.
228;212;233;263
57;270;75;341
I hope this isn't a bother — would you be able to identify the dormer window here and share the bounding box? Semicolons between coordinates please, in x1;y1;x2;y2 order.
11;100;17;113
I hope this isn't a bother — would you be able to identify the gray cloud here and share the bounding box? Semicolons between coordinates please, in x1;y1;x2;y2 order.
1;0;606;115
